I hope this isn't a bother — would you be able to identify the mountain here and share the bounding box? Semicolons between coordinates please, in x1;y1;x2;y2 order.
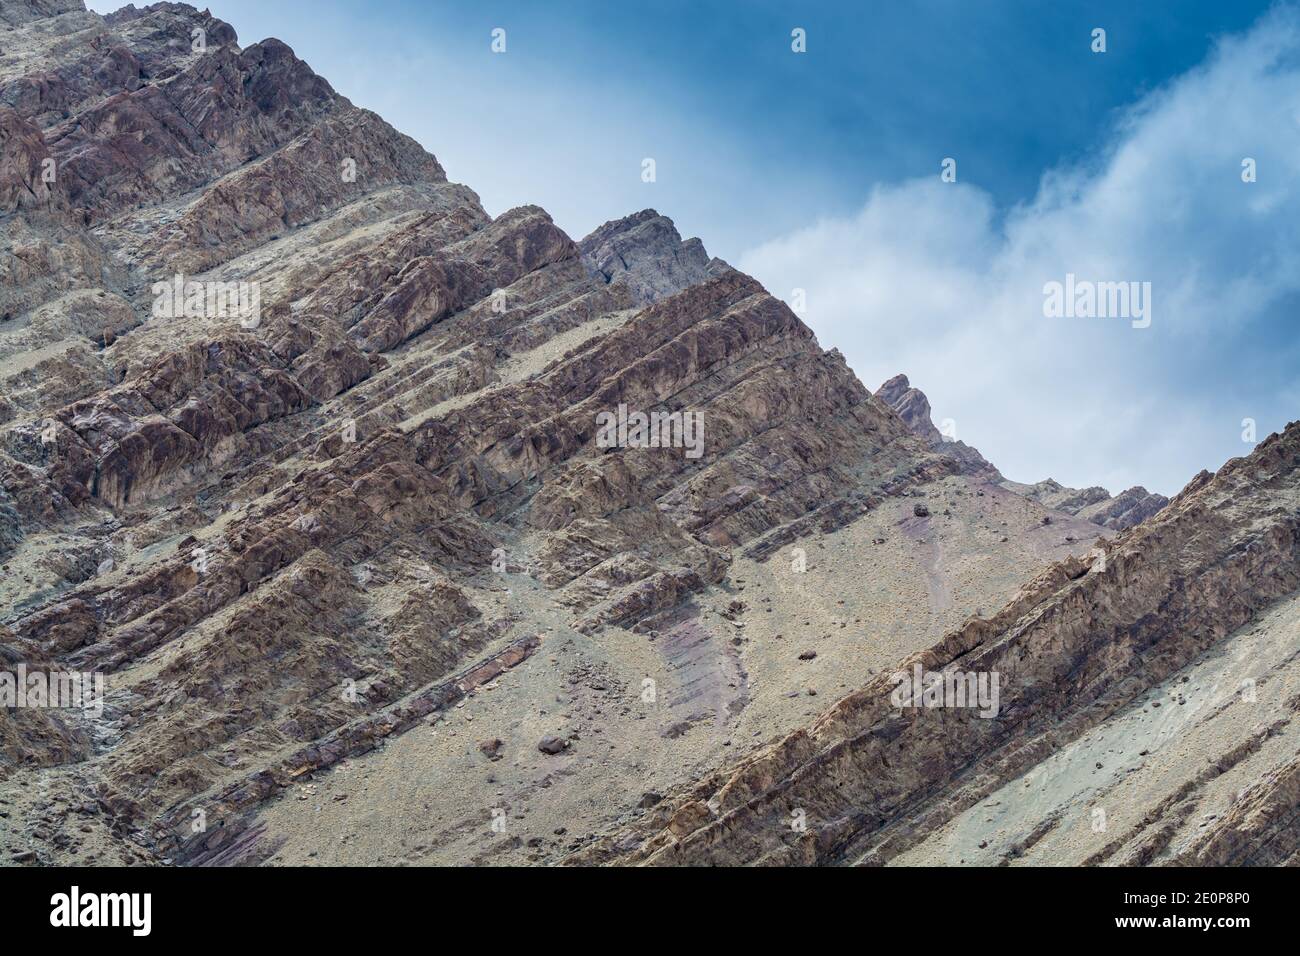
577;422;1300;865
875;373;1169;531
0;2;1290;870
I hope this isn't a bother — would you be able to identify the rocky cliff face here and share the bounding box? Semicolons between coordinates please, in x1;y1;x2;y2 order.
874;374;1003;482
875;373;1168;530
0;2;1290;869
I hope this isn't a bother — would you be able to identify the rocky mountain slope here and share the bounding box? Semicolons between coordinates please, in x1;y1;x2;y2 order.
577;422;1300;865
875;373;1169;530
0;1;1288;869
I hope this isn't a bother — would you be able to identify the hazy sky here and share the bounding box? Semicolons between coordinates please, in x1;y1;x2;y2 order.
87;1;1298;495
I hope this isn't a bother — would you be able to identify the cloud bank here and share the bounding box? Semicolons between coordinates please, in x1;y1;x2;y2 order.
740;6;1300;495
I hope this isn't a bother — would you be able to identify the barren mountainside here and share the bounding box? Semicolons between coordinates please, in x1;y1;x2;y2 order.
578;422;1300;865
1;0;1295;870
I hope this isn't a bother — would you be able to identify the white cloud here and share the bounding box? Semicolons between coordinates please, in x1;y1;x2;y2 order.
740;6;1300;496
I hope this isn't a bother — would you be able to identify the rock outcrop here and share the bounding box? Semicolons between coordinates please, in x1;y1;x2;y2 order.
875;374;1002;481
579;209;726;307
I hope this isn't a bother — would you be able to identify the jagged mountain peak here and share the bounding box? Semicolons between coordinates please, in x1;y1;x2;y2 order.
874;372;1002;482
578;208;727;306
875;373;939;441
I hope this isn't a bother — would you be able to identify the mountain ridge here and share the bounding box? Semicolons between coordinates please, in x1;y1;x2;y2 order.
875;372;1169;530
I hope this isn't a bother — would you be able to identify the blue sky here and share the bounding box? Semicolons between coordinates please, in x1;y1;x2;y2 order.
89;1;1300;495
